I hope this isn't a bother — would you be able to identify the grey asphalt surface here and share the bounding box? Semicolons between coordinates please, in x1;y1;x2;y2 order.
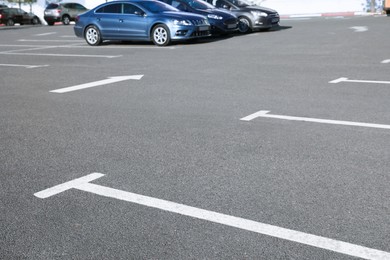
1;16;389;259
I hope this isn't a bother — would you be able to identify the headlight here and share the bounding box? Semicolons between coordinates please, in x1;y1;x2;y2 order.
251;11;268;17
173;19;192;26
207;14;223;20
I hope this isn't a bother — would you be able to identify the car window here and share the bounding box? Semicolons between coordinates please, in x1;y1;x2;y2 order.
182;0;214;10
96;3;122;14
123;4;143;15
74;4;87;10
137;1;178;13
46;3;59;9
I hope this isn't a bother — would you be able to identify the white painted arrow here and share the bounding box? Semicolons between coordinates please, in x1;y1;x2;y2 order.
240;110;390;130
329;77;390;85
50;75;144;93
349;26;368;32
34;173;390;260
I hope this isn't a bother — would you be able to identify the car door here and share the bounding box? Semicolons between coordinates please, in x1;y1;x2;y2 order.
94;3;123;37
118;3;148;38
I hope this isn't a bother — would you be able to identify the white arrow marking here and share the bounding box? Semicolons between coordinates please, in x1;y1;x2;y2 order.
34;173;390;260
329;77;390;85
0;63;49;69
381;59;390;64
240;110;390;130
349;26;368;32
50;75;144;93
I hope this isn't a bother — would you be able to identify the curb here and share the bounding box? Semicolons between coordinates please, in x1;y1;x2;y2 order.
280;11;382;19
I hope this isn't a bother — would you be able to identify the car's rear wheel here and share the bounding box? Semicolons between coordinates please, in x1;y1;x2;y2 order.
152;24;171;47
62;15;70;25
6;19;14;26
85;25;102;46
238;17;251;34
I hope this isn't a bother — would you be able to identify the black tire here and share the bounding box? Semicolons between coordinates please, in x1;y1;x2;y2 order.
151;24;171;46
62;15;70;25
32;17;40;25
6;19;14;26
84;25;102;46
238;17;252;34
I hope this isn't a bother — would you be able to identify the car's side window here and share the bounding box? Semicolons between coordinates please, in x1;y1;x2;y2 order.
123;4;143;15
74;4;85;10
96;3;122;14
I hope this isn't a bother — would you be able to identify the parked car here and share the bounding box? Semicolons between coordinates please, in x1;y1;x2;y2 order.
0;4;8;8
44;2;88;25
206;0;279;33
74;0;211;46
158;0;238;34
0;8;41;26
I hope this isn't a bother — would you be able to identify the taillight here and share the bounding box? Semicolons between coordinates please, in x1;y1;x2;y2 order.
57;10;61;14
75;15;79;22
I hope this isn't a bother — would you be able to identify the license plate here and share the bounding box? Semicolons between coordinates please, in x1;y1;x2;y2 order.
227;24;236;29
198;26;209;31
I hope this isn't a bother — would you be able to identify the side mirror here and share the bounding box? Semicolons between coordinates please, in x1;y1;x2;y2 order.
135;11;145;16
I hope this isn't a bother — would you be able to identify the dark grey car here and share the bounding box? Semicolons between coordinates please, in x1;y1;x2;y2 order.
205;0;279;33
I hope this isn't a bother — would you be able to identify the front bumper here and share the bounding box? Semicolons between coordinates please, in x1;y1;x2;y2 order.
252;13;279;29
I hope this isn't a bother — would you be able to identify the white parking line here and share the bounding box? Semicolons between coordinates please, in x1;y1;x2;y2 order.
0;63;49;69
0;52;122;58
50;75;143;93
381;59;390;64
34;173;390;260
240;110;390;129
329;77;390;84
34;32;57;36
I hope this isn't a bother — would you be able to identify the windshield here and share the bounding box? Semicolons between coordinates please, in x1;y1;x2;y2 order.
182;0;215;10
226;0;251;7
138;1;178;13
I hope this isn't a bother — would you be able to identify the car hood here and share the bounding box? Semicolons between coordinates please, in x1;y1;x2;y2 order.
163;11;208;20
242;5;277;14
194;8;236;18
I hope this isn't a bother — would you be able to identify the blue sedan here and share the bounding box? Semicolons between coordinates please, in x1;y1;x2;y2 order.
73;0;211;46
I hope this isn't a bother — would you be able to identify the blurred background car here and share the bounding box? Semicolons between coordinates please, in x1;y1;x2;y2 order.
44;2;88;25
158;0;238;34
206;0;279;33
0;7;41;26
74;0;211;47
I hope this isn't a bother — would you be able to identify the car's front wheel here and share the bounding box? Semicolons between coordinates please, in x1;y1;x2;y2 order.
85;25;102;46
152;24;171;47
32;17;40;25
238;17;251;34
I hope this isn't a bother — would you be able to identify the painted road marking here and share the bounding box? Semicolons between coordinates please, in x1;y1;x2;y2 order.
50;75;144;93
0;63;49;69
34;32;57;36
0;52;121;58
349;26;368;32
381;59;390;64
329;77;390;85
34;173;390;260
240;110;390;130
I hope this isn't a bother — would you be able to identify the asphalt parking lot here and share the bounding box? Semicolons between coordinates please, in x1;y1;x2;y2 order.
1;16;389;259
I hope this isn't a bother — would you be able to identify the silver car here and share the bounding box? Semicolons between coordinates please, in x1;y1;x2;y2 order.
44;2;88;25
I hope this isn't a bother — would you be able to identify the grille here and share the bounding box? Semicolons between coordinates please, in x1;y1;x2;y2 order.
191;19;208;25
224;18;237;25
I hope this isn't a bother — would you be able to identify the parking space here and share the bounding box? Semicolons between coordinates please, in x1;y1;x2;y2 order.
1;16;389;259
